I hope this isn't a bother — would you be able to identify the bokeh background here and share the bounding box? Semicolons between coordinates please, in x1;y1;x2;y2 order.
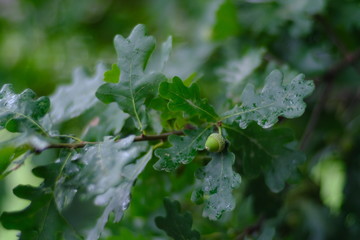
1;0;360;239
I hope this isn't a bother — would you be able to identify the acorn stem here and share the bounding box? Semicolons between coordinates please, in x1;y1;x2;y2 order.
218;127;222;135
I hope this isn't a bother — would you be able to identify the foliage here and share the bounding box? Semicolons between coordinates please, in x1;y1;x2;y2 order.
1;0;360;239
155;199;200;240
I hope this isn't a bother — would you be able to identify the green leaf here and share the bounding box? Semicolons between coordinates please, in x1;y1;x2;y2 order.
192;150;241;220
212;0;240;40
149;97;186;131
96;24;167;131
55;137;152;240
0;146;16;175
50;63;107;124
154;127;213;172
217;48;265;100
82;102;129;141
0;84;50;134
159;77;219;122
0;155;80;240
158;36;172;71
148;35;173;72
104;64;120;83
155;199;200;240
221;70;314;129
225;123;306;192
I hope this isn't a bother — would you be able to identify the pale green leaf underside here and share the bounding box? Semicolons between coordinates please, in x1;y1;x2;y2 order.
192;150;241;220
159;77;219;122
50;64;107;124
154;127;213;172
96;24;166;131
217;48;265;100
221;69;315;129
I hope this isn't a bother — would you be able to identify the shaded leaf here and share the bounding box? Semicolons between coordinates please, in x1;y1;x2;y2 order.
159;77;219;122
155;199;200;240
150;97;186;131
154;127;213;172
221;70;314;129
0;154;80;240
96;24;166;131
217;48;265;100
0;84;50;134
225;123;305;192
55;136;151;240
50;64;107;124
192;150;241;220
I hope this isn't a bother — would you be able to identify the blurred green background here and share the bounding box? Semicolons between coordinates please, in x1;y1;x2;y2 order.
1;0;360;239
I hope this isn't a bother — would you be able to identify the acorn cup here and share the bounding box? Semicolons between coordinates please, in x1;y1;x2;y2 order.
205;133;226;152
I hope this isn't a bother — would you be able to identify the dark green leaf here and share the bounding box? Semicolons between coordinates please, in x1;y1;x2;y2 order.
155;199;200;240
192;150;241;220
154;127;213;172
159;77;219;122
50;64;107;124
221;70;314;129
0;155;80;240
0;84;50;134
96;24;167;131
225;123;306;192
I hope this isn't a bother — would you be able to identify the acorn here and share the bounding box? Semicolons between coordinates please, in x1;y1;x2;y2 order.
205;133;226;152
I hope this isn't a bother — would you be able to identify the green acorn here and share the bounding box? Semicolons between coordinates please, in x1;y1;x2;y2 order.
205;133;226;152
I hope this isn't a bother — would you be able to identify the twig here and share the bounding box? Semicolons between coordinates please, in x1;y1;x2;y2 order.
236;216;265;240
35;130;184;153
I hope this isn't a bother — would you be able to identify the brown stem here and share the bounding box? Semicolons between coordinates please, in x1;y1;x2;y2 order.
36;130;184;153
321;49;360;81
236;216;265;240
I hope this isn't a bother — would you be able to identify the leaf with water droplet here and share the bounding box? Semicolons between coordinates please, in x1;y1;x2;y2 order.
0;152;81;239
50;64;107;124
96;24;167;131
154;127;213;172
0;84;50;134
192;150;241;220
54;136;151;240
221;70;314;129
